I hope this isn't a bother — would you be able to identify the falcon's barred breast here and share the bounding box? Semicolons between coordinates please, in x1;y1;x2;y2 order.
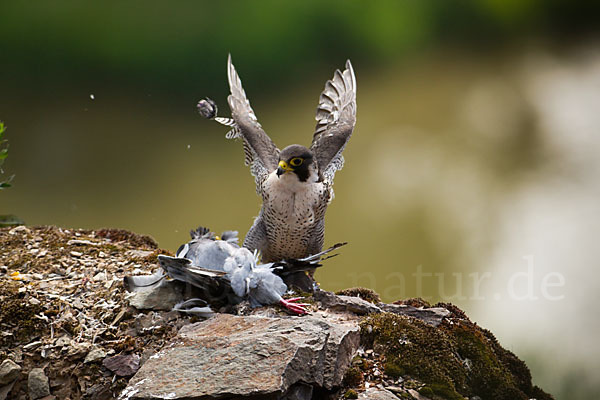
198;55;356;262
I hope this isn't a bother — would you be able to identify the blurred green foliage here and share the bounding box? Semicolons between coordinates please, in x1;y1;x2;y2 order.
0;122;13;190
1;0;598;99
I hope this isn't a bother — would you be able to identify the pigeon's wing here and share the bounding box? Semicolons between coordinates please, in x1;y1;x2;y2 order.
310;60;356;183
158;255;229;291
227;55;280;189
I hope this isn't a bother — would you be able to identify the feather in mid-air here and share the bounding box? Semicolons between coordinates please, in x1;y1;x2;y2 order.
197;55;356;267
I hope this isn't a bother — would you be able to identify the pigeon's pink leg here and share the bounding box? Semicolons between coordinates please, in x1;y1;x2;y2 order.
279;298;310;315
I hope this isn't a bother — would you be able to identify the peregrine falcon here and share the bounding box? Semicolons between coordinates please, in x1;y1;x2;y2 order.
198;55;356;263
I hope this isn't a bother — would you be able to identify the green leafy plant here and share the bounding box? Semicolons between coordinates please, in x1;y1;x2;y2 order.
0;121;14;189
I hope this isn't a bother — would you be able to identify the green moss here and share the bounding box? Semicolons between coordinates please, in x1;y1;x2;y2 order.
0;281;47;347
361;313;464;398
383;358;405;378
418;386;435;397
393;297;431;308
343;389;358;399
360;311;554;400
336;287;381;303
343;366;364;387
426;383;464;400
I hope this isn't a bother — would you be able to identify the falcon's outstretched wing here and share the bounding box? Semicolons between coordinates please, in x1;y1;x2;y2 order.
310;60;356;183
227;54;280;187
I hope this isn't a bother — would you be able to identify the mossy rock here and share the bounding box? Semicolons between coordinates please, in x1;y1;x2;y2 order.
360;311;553;400
343;365;364;387
336;287;381;303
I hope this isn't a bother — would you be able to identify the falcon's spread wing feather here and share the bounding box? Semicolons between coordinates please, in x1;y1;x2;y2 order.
311;60;356;183
227;54;280;186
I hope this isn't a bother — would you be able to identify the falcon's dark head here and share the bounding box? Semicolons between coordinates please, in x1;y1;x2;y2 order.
277;145;315;182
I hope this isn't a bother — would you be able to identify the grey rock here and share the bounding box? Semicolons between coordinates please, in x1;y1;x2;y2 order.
407;388;433;399
28;368;50;400
377;303;450;327
358;387;399;399
127;279;183;311
84;346;107;364
0;359;21;385
123;313;360;399
54;335;70;347
103;354;140;377
315;290;448;326
0;380;16;400
315;290;381;315
282;382;313;400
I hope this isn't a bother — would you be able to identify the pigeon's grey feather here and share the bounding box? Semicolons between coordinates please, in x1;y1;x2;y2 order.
220;230;239;244
175;227;239;270
247;264;288;307
311;60;356;183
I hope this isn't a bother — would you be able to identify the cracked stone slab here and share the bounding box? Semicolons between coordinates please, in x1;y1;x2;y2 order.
315;290;381;315
314;291;449;327
122;313;360;399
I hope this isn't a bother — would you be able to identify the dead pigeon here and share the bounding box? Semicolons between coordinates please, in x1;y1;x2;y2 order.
158;226;345;314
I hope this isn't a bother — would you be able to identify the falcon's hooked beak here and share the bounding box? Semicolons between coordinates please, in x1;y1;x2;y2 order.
276;160;294;177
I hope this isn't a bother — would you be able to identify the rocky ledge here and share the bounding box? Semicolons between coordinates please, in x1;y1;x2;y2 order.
0;226;553;400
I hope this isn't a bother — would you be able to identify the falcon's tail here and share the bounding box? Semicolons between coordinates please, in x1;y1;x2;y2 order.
270;242;347;278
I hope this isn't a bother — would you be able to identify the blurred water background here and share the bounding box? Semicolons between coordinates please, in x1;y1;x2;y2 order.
1;1;600;398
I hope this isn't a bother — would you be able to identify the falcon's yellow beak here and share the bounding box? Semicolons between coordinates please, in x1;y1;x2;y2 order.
277;160;294;177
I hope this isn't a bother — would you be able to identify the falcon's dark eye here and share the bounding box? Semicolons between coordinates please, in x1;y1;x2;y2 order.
289;157;303;167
